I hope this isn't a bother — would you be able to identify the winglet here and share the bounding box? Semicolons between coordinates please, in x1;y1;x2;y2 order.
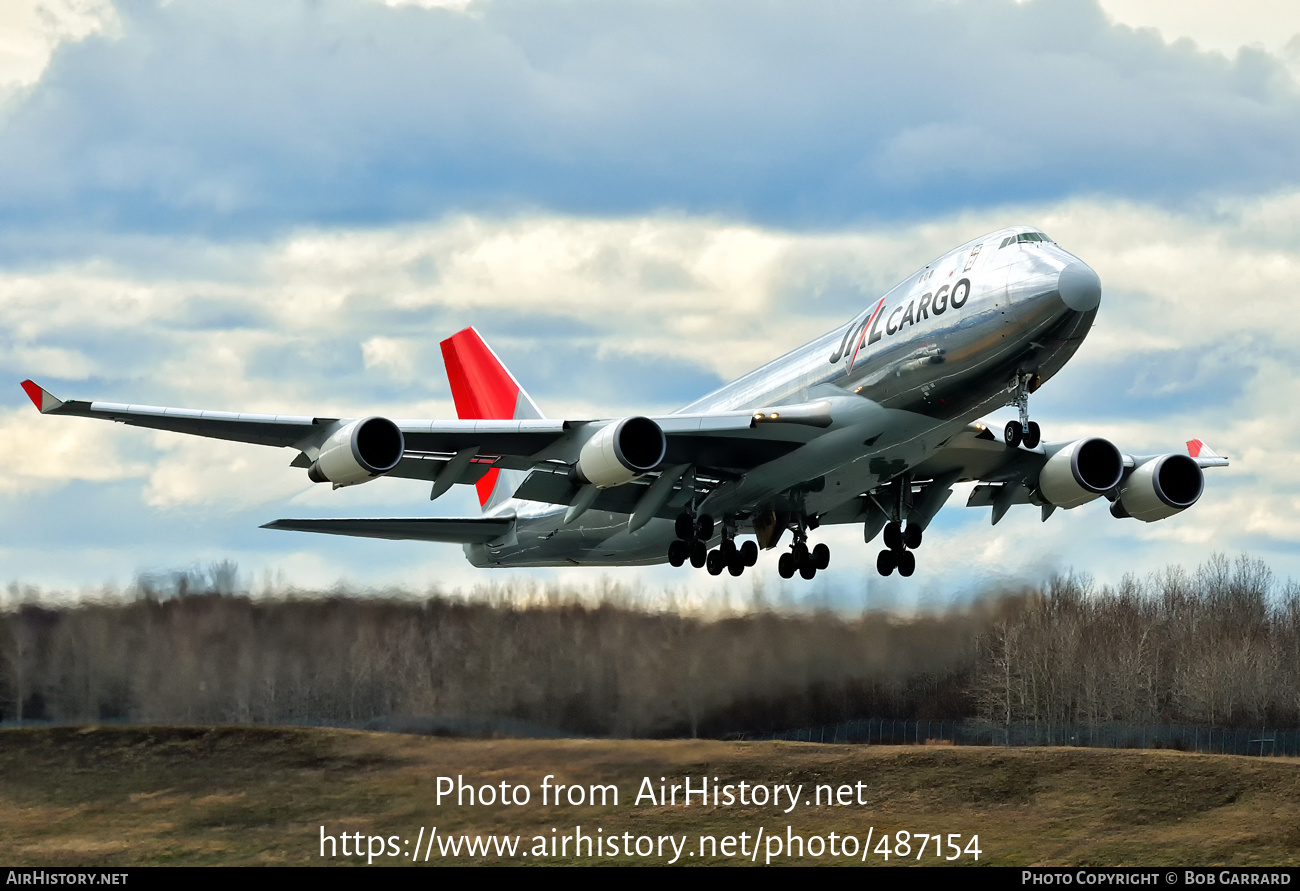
20;380;64;413
1187;439;1230;468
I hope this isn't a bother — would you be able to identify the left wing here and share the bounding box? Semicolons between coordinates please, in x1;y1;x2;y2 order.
19;379;842;496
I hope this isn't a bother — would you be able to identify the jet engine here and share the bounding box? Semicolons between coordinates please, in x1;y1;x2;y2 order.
307;417;405;487
575;416;666;488
1037;437;1124;508
1111;454;1204;522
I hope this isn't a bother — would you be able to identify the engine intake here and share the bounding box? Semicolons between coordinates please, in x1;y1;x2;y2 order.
1037;437;1124;508
1112;454;1204;522
307;416;405;487
575;416;666;488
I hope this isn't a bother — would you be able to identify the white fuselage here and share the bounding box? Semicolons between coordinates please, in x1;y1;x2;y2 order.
469;227;1099;566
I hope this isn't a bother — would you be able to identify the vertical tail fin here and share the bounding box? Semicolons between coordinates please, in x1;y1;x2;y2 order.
440;327;543;511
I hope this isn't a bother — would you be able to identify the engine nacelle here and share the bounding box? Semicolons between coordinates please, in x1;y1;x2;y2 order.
575;416;666;488
1037;437;1124;508
1112;454;1204;522
307;416;405;487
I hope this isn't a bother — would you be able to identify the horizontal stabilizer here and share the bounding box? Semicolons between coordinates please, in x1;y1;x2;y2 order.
261;516;514;544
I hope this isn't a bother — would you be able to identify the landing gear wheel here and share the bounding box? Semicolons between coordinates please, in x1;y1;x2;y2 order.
778;552;796;579
674;513;694;541
668;540;687;567
897;549;916;577
1005;420;1023;449
877;549;896;576
812;543;830;570
799;556;817;580
740;540;758;567
728;552;745;577
721;539;737;561
904;523;923;550
1023;421;1041;450
690;541;707;569
696;514;715;540
883;521;903;551
706;549;725;576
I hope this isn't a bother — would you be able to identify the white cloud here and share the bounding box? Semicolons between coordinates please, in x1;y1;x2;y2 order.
0;0;117;91
6;194;1300;589
0;407;148;493
1098;0;1300;58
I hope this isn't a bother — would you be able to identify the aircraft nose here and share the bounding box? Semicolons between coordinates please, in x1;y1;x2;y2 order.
1057;261;1102;312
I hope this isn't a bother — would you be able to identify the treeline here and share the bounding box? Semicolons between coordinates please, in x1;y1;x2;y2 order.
974;554;1300;729
0;573;993;737
3;553;1296;737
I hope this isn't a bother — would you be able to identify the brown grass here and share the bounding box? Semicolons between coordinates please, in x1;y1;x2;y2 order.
0;726;1297;866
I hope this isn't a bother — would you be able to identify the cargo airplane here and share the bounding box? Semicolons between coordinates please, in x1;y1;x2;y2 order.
20;226;1228;579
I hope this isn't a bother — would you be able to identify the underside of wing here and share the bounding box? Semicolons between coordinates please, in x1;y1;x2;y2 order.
910;423;1230;525
260;516;514;543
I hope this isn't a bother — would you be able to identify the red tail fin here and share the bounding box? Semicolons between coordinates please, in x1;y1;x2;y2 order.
439;327;542;507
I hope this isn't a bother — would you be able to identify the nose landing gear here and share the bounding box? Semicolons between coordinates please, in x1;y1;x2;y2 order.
1005;371;1043;449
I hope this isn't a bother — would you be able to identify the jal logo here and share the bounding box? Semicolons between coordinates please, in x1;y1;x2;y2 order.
829;277;970;367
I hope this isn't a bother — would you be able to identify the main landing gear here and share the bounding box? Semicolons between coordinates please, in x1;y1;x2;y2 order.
667;512;758;577
874;474;923;577
876;521;919;577
776;518;830;580
1004;370;1042;449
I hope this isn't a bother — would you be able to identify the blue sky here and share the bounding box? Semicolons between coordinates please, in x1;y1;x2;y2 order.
3;0;1299;604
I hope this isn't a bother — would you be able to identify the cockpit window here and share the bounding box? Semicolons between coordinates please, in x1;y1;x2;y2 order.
1001;231;1054;248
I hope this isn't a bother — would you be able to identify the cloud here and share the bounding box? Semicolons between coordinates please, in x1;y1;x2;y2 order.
1;0;1300;241
5;194;1300;591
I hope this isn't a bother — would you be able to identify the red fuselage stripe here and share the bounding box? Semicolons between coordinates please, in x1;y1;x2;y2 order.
848;297;886;373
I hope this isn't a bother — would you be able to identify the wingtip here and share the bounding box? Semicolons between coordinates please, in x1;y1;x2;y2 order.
20;380;61;413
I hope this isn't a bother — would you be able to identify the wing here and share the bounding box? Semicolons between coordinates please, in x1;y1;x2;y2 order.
19;379;838;500
906;423;1231;526
260;517;514;543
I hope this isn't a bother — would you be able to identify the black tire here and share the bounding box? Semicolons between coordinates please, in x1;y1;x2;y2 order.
1005;420;1023;449
674;513;694;541
778;553;796;579
721;539;737;560
1023;420;1041;449
813;542;830;570
904;523;923;550
799;559;817;580
898;549;916;577
668;540;687;567
740;540;758;567
690;541;707;569
696;514;715;540
876;549;896;576
706;549;725;576
728;554;745;577
884;521;903;552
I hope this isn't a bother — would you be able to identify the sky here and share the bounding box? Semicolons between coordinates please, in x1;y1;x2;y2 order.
3;0;1299;606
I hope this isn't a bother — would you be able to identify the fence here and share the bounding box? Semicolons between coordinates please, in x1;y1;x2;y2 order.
741;719;1300;757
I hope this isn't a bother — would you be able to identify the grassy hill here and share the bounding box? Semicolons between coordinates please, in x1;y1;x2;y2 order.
0;726;1297;865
